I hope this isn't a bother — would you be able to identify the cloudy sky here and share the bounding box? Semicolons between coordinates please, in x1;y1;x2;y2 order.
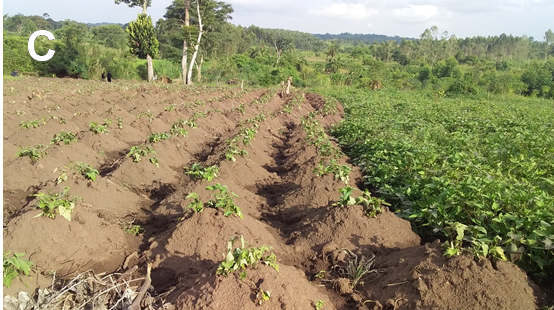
3;0;553;40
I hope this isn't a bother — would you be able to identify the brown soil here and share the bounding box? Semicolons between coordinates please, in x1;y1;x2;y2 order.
3;77;548;309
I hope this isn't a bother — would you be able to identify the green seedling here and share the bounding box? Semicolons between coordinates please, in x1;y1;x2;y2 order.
33;186;81;221
206;184;243;219
124;224;144;236
315;300;324;310
193;99;205;107
355;190;390;218
207;108;222;115
3;252;33;288
231;104;246;114
256;290;271;305
315;270;326;279
193;111;207;119
170;128;188;137
136;110;154;122
20;118;46;129
56;171;68;184
216;235;279;278
150;156;159;168
282;103;293;114
240;127;257;146
334;186;356;207
117;117;123;129
184;163;220;182
442;222;467;257
185;193;204;213
319;142;334;157
51;131;77;145
184;118;197;128
314;159;351;184
75;162;99;181
89;121;109;134
127;145;156;162
171;119;187;130
225;146;248;162
165;104;176;111
148;132;171;143
16;144;47;161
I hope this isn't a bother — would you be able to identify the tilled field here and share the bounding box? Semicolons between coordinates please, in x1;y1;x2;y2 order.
2;78;547;309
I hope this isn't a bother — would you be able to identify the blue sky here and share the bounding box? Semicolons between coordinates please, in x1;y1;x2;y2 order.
3;0;553;40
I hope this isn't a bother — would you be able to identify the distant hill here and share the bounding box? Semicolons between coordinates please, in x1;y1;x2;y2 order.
313;32;414;44
86;22;125;28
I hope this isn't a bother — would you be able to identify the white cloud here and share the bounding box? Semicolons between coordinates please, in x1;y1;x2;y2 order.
308;3;378;20
408;0;553;15
393;4;438;22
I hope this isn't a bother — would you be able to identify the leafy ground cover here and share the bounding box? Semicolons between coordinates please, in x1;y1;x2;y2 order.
325;87;554;281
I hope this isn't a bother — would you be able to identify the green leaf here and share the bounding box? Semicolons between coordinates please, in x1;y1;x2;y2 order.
444;247;459;257
489;246;507;261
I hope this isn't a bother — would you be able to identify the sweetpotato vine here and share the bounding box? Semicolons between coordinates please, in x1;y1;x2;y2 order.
325;87;554;281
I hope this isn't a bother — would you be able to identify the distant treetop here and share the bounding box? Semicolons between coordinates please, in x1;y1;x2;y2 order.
313;33;413;44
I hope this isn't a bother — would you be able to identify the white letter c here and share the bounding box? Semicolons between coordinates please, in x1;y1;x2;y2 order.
28;30;56;62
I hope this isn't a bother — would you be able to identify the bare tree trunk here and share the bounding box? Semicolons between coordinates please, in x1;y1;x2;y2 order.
182;40;188;85
285;76;292;94
147;54;153;83
187;0;203;85
142;0;153;83
182;0;190;85
274;42;282;65
195;54;203;83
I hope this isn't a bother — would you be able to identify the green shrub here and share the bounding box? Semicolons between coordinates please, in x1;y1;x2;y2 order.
446;78;480;96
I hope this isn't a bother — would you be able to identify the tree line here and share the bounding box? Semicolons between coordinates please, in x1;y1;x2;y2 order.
3;5;554;98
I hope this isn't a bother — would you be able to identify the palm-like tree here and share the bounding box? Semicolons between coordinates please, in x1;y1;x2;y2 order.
326;43;339;59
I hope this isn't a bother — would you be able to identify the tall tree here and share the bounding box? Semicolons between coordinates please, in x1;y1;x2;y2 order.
92;24;128;49
183;0;190;84
266;31;292;65
187;0;203;84
115;0;156;82
326;42;339;59
115;0;152;13
545;29;554;61
162;0;234;83
419;28;433;64
4;14;26;34
126;13;159;82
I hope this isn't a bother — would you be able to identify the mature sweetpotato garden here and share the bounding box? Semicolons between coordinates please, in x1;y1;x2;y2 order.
2;77;552;309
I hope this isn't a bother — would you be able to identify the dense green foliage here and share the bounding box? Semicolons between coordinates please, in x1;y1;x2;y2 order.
4;11;553;97
127;13;159;59
322;87;554;280
92;24;128;49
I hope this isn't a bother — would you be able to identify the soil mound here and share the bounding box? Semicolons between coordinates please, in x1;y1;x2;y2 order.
3;207;139;276
171;265;335;310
